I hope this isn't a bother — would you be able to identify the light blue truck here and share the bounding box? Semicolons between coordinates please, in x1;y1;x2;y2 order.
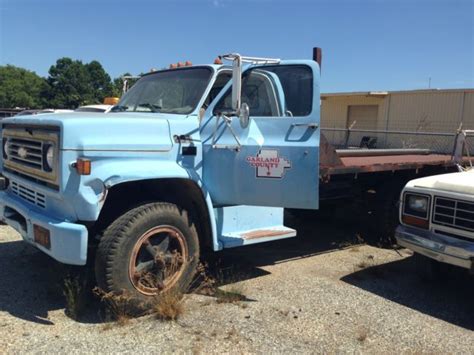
0;50;461;306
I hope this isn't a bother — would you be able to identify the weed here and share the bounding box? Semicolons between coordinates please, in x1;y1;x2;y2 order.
215;285;246;304
153;291;184;321
63;275;89;320
93;287;135;325
197;262;248;304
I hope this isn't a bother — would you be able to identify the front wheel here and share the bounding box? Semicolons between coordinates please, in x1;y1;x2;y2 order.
95;202;200;311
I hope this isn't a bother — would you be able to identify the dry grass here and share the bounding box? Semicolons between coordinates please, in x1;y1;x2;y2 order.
153;291;184;321
93;287;135;326
94;257;249;326
198;262;248;304
63;275;89;320
215;285;246;304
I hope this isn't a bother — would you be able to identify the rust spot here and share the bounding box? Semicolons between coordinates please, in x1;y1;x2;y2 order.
242;229;291;240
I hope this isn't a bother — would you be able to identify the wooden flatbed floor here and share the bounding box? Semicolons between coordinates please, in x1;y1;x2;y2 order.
320;153;457;177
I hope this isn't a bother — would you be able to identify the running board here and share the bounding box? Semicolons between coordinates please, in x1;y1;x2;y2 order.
220;226;296;248
214;205;296;249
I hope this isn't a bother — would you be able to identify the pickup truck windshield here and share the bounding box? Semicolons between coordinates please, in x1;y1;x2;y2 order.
111;67;212;115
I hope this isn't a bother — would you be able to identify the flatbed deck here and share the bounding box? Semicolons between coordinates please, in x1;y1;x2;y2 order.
319;135;460;180
321;154;456;176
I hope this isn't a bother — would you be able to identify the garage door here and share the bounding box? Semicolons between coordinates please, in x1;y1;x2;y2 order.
347;105;379;130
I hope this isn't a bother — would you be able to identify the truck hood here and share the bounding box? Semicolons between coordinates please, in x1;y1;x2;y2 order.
406;169;474;195
2;112;174;152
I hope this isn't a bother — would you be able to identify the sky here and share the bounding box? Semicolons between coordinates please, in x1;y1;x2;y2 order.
0;0;473;93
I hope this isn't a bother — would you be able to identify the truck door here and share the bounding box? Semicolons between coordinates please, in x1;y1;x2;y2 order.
201;61;320;209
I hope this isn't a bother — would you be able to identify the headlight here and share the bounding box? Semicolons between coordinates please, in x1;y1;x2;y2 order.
407;195;428;214
2;139;8;159
43;145;54;171
402;192;430;229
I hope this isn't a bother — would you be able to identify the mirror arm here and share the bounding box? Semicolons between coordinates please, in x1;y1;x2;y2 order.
212;113;242;151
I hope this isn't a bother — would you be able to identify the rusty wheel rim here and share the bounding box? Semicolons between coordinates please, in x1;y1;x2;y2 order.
129;225;188;296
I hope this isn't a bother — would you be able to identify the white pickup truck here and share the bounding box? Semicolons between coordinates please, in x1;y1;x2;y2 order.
395;168;474;272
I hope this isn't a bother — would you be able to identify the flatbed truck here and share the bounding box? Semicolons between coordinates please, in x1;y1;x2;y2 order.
0;48;465;307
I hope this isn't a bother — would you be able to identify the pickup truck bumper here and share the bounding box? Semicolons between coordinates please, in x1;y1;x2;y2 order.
0;190;88;265
395;225;474;271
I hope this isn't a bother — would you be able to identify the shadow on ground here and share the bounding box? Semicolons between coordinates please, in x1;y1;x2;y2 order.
0;239;101;325
341;256;474;330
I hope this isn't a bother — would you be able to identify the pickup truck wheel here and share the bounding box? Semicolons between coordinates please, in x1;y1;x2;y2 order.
95;202;199;312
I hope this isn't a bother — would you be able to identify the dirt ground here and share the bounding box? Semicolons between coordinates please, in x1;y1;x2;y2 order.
0;213;473;354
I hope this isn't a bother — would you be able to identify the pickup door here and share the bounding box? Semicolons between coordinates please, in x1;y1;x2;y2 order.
201;60;320;209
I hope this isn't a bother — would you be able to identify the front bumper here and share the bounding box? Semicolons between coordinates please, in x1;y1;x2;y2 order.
395;224;474;270
0;190;88;265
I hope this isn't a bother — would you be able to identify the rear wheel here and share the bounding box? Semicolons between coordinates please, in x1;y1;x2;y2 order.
95;202;199;311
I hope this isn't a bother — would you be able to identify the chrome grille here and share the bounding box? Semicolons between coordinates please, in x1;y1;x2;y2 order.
8;137;44;170
433;197;474;232
10;180;46;208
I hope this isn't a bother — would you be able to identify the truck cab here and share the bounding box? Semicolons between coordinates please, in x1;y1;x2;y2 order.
0;54;320;307
396;169;474;272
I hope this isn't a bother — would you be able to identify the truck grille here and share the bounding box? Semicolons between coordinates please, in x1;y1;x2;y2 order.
7;137;44;170
10;180;46;208
2;126;59;188
433;197;474;232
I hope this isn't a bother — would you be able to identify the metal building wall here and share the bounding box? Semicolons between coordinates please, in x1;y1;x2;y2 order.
320;95;387;145
321;89;474;153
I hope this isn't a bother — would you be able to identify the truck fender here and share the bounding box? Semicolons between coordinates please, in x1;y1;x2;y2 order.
80;158;221;251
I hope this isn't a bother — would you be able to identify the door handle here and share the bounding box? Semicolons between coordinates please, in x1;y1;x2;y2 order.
291;123;319;129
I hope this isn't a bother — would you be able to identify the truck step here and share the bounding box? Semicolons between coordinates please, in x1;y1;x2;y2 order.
215;205;296;249
220;226;296;248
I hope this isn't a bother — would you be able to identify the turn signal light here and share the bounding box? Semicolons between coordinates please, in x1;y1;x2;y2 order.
34;224;51;249
402;215;429;229
75;158;91;175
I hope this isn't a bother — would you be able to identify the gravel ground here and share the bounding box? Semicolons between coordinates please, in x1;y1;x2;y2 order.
1;214;473;354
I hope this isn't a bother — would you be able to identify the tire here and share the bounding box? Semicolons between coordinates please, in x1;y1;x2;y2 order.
367;182;405;247
95;202;200;312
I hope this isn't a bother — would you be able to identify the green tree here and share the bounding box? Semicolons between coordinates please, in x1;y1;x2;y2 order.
46;58;114;109
0;65;48;109
86;60;114;101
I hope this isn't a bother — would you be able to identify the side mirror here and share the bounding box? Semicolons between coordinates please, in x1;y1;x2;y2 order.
231;55;242;111
239;103;250;128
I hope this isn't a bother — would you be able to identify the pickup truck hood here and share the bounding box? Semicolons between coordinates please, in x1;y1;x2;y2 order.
2;112;174;152
406;169;474;196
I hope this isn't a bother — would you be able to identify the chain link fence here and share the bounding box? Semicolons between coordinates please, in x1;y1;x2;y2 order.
321;127;474;156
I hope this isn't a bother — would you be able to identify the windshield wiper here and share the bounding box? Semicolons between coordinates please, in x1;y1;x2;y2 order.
137;103;162;112
110;105;129;112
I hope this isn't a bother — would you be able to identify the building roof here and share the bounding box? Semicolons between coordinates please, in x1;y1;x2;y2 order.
321;88;474;98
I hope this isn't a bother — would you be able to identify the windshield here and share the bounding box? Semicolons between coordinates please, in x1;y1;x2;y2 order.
111;67;212;115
